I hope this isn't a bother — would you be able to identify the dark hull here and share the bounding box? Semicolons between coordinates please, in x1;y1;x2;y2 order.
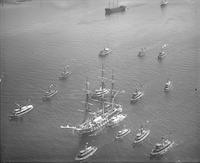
105;6;126;15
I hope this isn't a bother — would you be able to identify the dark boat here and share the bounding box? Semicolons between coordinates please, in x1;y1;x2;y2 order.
105;0;127;15
115;128;131;139
150;138;174;156
75;143;98;161
133;128;150;144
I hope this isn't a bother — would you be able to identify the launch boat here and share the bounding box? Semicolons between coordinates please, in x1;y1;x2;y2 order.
9;103;33;118
115;128;131;139
150;137;174;156
75;143;98;161
133;126;150;144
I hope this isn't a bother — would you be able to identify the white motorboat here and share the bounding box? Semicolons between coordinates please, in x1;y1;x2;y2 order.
115;128;131;139
133;128;150;144
75;144;98;161
10;104;34;117
151;138;174;156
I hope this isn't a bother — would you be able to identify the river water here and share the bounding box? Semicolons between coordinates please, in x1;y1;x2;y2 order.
0;0;200;162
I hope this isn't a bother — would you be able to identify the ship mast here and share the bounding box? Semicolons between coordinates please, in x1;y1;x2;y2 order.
85;77;90;111
101;63;105;90
110;70;115;101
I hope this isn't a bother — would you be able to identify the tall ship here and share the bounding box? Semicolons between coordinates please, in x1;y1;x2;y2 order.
105;0;127;15
60;71;124;136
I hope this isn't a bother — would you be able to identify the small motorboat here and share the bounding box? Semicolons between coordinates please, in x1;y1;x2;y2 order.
138;48;146;57
9;104;34;118
133;128;150;144
115;128;131;139
150;138;174;156
59;66;71;80
107;114;127;127
160;0;168;6
75;143;98;161
99;48;112;57
42;84;58;101
131;89;144;103
164;80;172;92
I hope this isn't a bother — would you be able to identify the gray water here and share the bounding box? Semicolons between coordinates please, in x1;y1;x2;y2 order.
0;0;200;162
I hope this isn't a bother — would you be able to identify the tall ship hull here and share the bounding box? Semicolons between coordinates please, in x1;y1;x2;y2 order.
105;6;126;15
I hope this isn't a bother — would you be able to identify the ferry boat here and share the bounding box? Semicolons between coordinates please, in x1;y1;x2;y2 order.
138;48;146;57
107;113;127;127
131;89;144;103
42;84;58;101
160;0;168;6
99;48;112;57
133;127;150;144
150;138;174;156
115;128;131;139
75;143;98;161
164;80;172;92
59;66;71;80
9;103;34;118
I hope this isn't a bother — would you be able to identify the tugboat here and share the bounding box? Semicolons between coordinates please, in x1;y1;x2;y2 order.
99;47;112;57
160;0;168;7
9;103;34;118
59;65;71;80
115;128;131;139
107;113;127;127
138;48;146;57
75;143;98;161
133;125;150;144
131;89;144;103
150;137;174;156
164;79;172;92
42;84;58;101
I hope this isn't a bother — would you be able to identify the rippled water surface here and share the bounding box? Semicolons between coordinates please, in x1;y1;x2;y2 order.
0;0;200;162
